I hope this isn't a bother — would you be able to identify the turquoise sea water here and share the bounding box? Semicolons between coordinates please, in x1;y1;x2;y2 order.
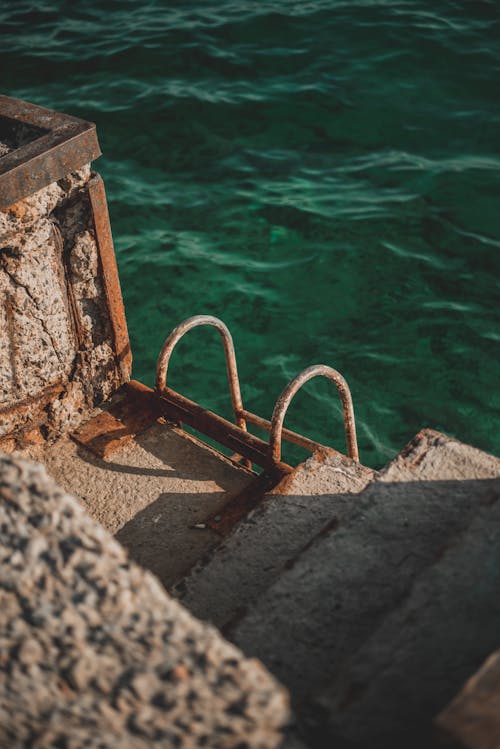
2;1;499;468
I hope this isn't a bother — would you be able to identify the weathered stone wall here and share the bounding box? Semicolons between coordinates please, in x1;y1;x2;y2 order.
0;170;122;447
0;451;289;748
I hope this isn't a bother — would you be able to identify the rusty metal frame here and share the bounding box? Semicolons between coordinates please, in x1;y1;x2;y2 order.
0;95;100;209
240;409;334;456
0;98;130;442
155;385;292;476
156;316;359;470
88;173;132;381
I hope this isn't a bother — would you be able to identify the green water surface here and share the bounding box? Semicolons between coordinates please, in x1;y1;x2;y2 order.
2;0;499;467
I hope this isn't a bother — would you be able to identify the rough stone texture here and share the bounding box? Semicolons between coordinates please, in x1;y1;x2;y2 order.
379;427;500;483
42;420;258;587
0;140;11;156
175;451;374;629
279;732;311;749
0;196;76;403
0;451;289;748
0;167;122;445
436;650;500;749
229;430;500;744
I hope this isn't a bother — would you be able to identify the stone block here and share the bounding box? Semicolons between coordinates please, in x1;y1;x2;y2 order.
0;97;129;449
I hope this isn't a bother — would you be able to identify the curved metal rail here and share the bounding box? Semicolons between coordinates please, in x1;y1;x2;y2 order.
155;317;359;470
268;364;359;464
156;314;247;433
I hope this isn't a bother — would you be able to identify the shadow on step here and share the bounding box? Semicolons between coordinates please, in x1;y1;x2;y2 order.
73;422;253;489
197;476;500;749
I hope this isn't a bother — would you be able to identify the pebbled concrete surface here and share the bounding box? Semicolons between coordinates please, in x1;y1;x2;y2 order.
229;430;500;744
0;450;289;749
175;451;374;629
43;421;257;587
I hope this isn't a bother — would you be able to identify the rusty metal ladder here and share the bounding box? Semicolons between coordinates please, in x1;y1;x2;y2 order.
155;315;358;475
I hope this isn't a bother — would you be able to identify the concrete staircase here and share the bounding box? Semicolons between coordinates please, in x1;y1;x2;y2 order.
174;429;500;748
20;395;500;748
12;398;500;747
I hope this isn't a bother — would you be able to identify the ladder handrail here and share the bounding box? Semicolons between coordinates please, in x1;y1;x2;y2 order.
156;317;359;468
269;364;359;464
155;315;247;433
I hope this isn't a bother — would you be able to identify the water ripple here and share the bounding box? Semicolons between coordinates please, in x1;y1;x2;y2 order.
2;0;499;466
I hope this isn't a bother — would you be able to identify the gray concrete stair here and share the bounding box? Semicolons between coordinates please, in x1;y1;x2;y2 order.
314;487;500;748
224;429;500;745
174;450;375;629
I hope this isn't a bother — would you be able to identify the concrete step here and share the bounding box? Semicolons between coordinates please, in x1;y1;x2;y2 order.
41;416;257;588
313;475;500;748
227;430;500;743
174;450;375;629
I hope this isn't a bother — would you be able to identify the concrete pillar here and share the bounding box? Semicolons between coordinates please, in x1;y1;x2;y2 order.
0;96;131;450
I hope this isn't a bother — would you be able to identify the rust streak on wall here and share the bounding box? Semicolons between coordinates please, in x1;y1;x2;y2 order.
0;384;65;418
52;221;84;351
4;294;19;394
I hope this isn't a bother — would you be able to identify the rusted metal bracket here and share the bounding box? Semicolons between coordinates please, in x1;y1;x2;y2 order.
88;173;132;381
0;96;100;210
156;316;359;470
155;385;292;476
71;381;160;459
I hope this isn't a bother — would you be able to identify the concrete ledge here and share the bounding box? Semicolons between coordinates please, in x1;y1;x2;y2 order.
0;451;289;748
